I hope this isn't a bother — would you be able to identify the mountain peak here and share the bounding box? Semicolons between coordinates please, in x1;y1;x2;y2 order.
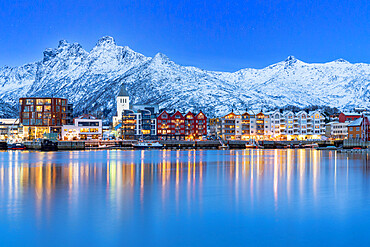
285;56;297;63
334;58;349;64
58;40;69;48
96;36;116;47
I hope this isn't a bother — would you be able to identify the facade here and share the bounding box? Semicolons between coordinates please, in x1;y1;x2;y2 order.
209;118;221;138
112;86;130;127
61;114;102;140
19;97;68;140
0;119;22;141
66;104;74;125
221;112;242;140
157;110;207;140
325;122;349;139
220;110;326;140
338;112;361;123
347;118;363;140
112;86;159;140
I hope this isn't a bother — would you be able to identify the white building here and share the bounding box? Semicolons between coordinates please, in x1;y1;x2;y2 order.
221;110;326;140
62;115;102;140
113;85;130;127
325;121;349;139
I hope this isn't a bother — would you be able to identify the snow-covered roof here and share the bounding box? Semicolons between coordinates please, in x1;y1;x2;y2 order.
347;118;363;127
341;112;361;116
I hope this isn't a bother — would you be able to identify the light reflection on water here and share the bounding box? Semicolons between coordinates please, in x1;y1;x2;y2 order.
0;149;370;246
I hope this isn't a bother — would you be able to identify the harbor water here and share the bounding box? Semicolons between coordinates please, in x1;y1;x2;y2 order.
0;149;370;246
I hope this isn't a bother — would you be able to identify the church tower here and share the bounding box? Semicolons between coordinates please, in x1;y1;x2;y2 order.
116;85;130;118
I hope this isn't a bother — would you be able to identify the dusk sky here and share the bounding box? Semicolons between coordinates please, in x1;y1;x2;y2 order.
0;0;369;71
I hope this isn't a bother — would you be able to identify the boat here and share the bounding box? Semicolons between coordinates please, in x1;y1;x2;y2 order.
303;143;319;148
40;139;58;151
245;140;261;149
132;140;163;149
8;143;26;150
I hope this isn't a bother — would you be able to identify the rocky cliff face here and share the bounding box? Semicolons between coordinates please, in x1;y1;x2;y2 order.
0;36;369;119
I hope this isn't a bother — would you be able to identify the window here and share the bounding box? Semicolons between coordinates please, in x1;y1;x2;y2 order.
23;119;29;125
356;127;360;131
349;127;353;131
26;99;34;105
36;99;44;105
44;105;51;112
36;106;43;112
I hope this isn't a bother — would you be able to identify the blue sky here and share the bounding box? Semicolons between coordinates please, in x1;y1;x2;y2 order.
0;0;369;71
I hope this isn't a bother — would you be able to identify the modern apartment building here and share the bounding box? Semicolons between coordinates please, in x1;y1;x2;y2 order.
61;114;102;140
19;97;68;139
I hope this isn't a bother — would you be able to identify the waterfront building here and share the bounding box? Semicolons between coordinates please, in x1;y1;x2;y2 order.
347;118;363;139
112;85;159;140
157;110;207;140
61;114;102;140
221;112;242;140
220;109;326;140
325;121;349;139
209;118;221;138
19;97;68;140
66;104;74;125
0;119;22;141
112;85;130;127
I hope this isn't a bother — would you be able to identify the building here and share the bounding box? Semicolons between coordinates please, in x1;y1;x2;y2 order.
338;112;361;123
221;112;242;140
209;118;221;138
157;110;185;140
325;121;349;139
112;85;130;127
61;114;102;140
112;85;159;140
347;118;363;140
0;119;22;141
66;104;74;125
220;110;326;141
19;97;68;140
157;110;207;140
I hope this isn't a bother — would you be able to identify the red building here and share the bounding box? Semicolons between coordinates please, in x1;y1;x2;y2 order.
157;110;207;140
338;112;361;123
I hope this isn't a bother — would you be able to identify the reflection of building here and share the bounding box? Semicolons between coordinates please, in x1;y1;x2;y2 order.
19;97;68;140
61;114;102;140
0;119;22;141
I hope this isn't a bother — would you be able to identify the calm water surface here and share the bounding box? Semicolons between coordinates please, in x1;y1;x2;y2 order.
0;149;370;246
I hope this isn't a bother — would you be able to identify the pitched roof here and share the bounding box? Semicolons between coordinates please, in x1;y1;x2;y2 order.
118;85;129;97
347;117;363;127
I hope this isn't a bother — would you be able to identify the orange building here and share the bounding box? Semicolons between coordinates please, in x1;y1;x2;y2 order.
347;118;362;139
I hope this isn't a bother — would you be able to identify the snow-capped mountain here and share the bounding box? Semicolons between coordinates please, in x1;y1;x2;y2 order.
1;36;369;119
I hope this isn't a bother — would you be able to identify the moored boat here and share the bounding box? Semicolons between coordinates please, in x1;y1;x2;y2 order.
8;143;26;150
132;141;163;149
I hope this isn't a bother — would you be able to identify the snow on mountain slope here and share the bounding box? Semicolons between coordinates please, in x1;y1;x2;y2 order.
0;36;369;119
